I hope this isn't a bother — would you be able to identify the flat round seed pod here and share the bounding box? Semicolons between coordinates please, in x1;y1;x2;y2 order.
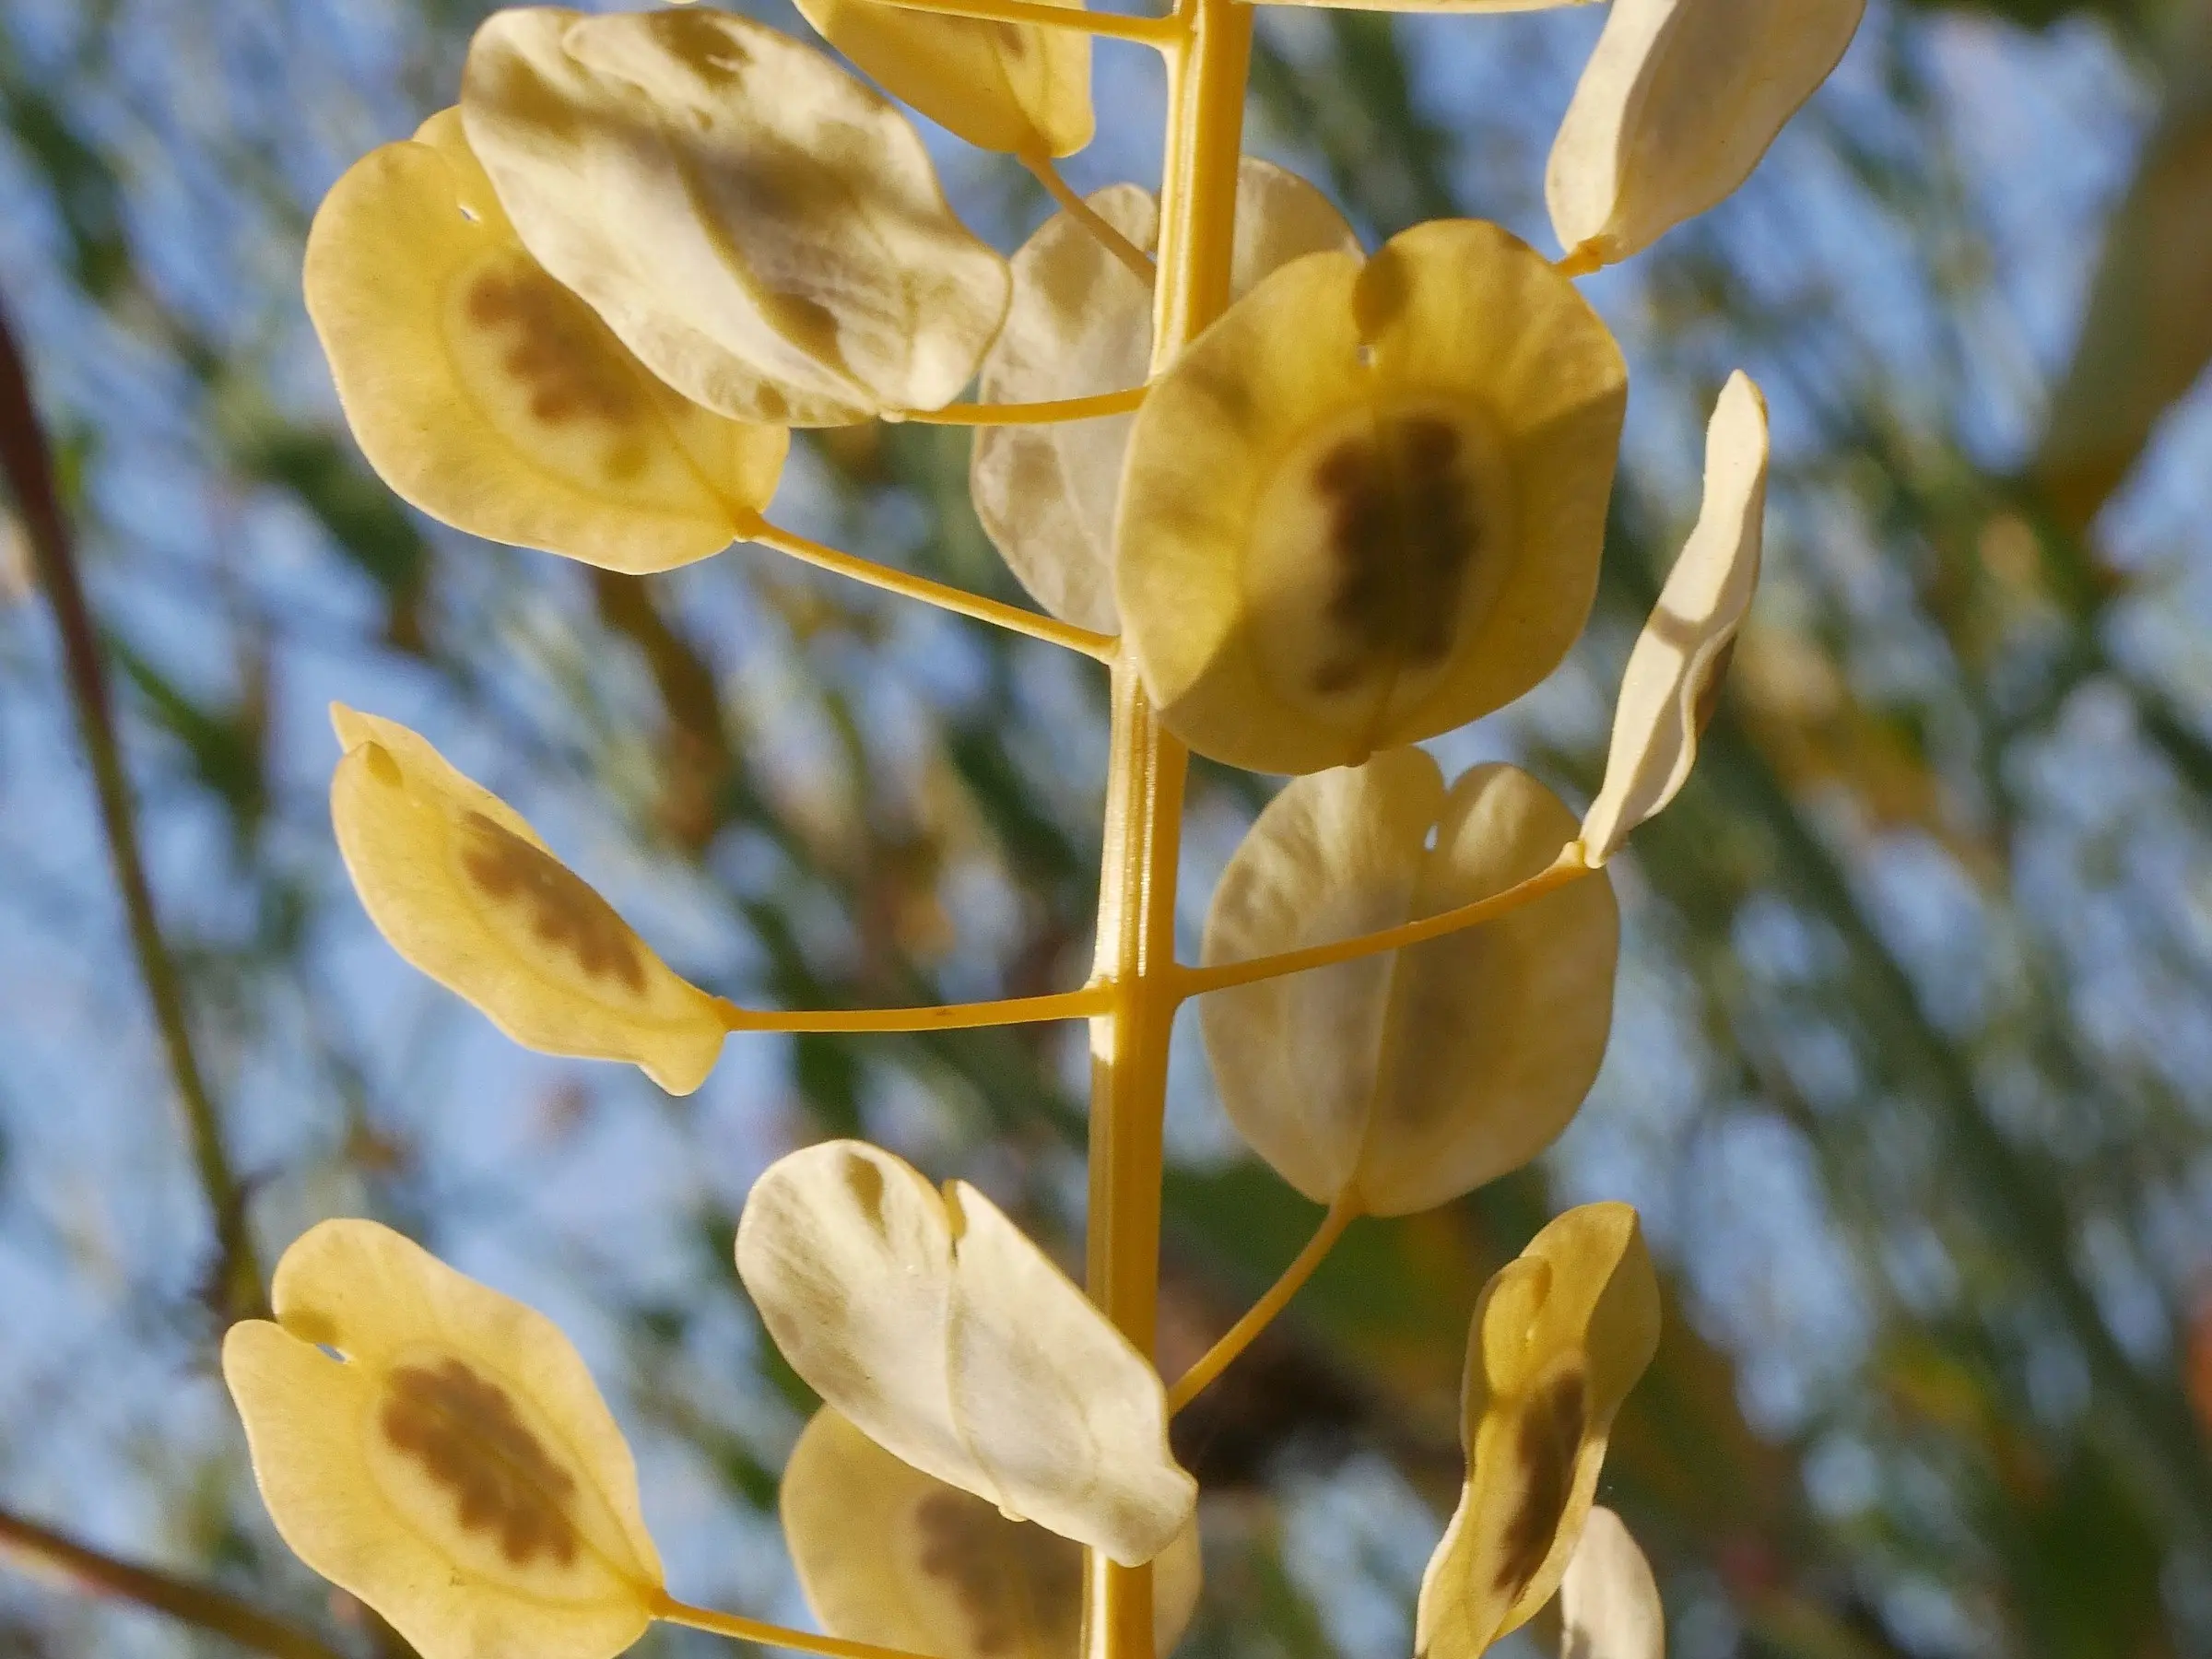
463;8;1010;426
1581;372;1767;865
794;0;1091;159
1202;751;1618;1217
1556;1508;1665;1659
1116;219;1626;775
972;160;1359;633
222;1219;663;1659
303;111;785;572
735;1140;1195;1566
329;705;727;1095
1415;1205;1660;1659
782;1408;1205;1659
1546;0;1865;269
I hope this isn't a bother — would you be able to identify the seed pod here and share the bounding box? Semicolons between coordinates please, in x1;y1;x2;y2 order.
223;1219;663;1659
794;0;1091;159
1416;1205;1660;1659
1202;751;1618;1217
463;7;1011;425
303;110;785;572
781;1407;1205;1659
972;159;1359;633
735;1139;1195;1566
329;705;727;1094
1581;372;1767;865
1557;1508;1665;1659
1547;0;1866;270
1116;219;1625;775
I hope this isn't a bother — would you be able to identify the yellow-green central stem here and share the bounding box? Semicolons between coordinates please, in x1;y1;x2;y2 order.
1083;6;1252;1658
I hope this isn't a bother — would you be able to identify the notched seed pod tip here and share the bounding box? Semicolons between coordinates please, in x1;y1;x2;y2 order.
1117;219;1626;775
305;108;787;573
463;6;1011;426
223;1219;664;1659
736;1140;1196;1566
329;705;728;1094
1416;1204;1660;1659
1204;750;1618;1216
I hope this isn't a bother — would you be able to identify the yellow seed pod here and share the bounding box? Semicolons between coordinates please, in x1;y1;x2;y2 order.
1416;1205;1660;1659
782;1408;1206;1659
329;705;726;1095
223;1219;664;1659
736;1140;1196;1566
972;159;1359;632
1116;219;1626;776
462;7;1011;426
1581;372;1767;865
1202;751;1618;1217
1556;1508;1665;1659
302;110;785;574
1547;0;1865;269
794;0;1091;159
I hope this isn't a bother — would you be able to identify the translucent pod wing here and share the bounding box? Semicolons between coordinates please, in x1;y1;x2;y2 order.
223;1219;663;1659
329;705;728;1094
1558;1508;1665;1659
1203;753;1618;1216
782;1407;1205;1659
1581;372;1767;865
794;0;1093;159
973;159;1358;633
304;109;785;572
463;8;1010;426
1547;0;1865;269
1116;220;1624;775
736;1140;1196;1566
1416;1205;1660;1659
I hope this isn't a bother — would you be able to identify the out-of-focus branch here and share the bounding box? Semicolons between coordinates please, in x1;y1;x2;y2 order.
0;1504;343;1659
0;294;265;1324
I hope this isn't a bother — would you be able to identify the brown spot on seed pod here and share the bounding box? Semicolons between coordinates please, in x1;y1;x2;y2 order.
382;1357;580;1566
1693;637;1737;736
458;812;648;992
1493;1370;1585;1600
465;265;649;464
656;10;755;83
1309;414;1482;695
913;1488;1083;1658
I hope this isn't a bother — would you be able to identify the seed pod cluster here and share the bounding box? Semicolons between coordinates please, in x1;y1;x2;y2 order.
242;2;1863;1654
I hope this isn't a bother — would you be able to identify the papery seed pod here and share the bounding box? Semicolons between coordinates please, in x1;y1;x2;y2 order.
223;1220;663;1659
794;0;1092;159
1116;219;1625;775
1416;1205;1660;1659
304;110;786;572
1557;1508;1665;1659
1202;752;1618;1216
735;1140;1196;1565
329;705;727;1094
781;1407;1205;1659
463;7;1011;426
1580;371;1767;865
972;159;1359;633
1546;0;1866;271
